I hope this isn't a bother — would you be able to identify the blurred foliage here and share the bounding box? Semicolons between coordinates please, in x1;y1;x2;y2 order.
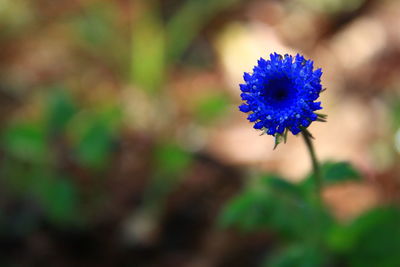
192;91;230;124
0;0;35;37
2;121;49;163
73;2;128;66
328;206;400;266
300;161;361;195
267;244;328;267
47;88;77;134
220;162;400;266
390;98;400;128
154;142;192;176
165;0;242;63
131;2;165;93
0;0;240;249
0;85;122;227
219;173;333;239
68;108;121;170
143;142;192;209
32;173;79;225
131;0;243;93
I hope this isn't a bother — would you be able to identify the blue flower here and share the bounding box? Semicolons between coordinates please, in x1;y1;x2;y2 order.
239;53;324;137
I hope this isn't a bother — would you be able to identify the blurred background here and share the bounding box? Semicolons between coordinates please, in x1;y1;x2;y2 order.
1;0;400;266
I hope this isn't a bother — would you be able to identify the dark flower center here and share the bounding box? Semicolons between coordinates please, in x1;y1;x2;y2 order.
262;77;297;107
272;87;289;101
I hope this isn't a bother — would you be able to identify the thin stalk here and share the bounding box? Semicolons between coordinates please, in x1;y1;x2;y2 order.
301;130;322;199
301;130;325;249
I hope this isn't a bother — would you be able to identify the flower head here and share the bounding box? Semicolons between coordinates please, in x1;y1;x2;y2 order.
239;53;324;140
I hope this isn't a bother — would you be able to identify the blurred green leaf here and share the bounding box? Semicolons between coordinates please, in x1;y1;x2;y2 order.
301;162;360;193
0;0;35;37
1;161;81;226
262;175;303;197
2;122;48;162
166;0;241;62
47;87;76;134
219;188;273;231
219;174;332;238
74;121;113;170
193;92;230;124
154;142;192;176
140;143;192;212
71;2;128;75
328;206;400;266
73;3;116;46
0;158;39;194
390;98;400;128
131;3;165;93
321;161;360;183
99;105;123;129
266;244;328;267
36;176;79;225
67;107;121;170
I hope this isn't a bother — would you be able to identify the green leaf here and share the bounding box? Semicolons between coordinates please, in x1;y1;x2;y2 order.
70;2;128;74
74;121;113;170
261;175;303;198
131;2;165;93
219;174;332;238
139;143;192;211
77;13;109;46
2;162;81;226
67;107;121;170
266;244;328;267
154;142;192;176
37;177;79;225
0;0;35;36
72;3;116;46
321;161;360;183
328;206;400;266
193;92;229;124
301;161;360;193
219;189;274;231
166;0;242;63
390;98;400;128
2;122;48;162
46;87;76;133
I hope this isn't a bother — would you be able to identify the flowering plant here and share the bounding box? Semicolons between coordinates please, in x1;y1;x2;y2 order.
239;53;326;147
221;52;400;266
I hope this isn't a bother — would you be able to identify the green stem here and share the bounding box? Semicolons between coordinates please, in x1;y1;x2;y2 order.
301;130;322;199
